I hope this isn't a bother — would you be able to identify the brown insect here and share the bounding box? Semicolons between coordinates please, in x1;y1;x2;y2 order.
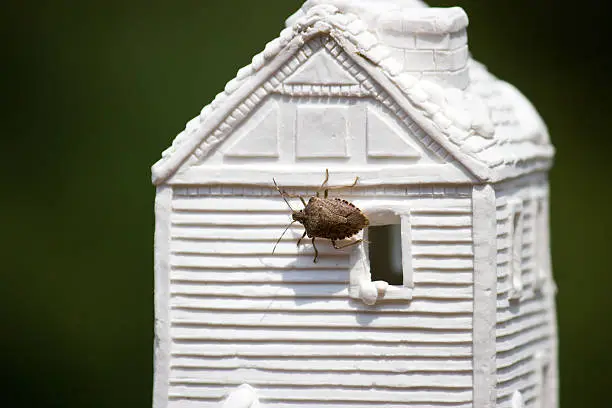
272;169;369;263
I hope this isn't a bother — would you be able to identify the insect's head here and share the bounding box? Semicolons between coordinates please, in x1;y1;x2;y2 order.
292;209;306;224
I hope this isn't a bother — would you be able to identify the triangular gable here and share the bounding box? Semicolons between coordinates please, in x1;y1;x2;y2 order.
366;106;422;159
189;35;447;168
224;99;279;158
285;49;359;85
151;9;502;185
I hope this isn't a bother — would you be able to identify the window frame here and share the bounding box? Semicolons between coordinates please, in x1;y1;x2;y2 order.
533;194;550;290
349;210;413;305
508;199;524;301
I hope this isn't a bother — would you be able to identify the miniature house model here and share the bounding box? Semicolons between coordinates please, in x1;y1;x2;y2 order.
151;1;558;407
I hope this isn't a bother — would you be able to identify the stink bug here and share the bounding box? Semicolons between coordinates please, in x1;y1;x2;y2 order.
272;169;369;263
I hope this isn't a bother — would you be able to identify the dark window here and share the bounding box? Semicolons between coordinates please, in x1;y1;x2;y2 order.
368;224;403;285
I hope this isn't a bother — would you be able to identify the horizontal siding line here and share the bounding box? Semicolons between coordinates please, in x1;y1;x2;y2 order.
171;269;347;283
169;357;472;372
496;384;537;404
411;225;472;231
412;239;473;245
411;279;473;287
170;255;350;269
171;240;475;258
496;295;546;312
172;221;299;228
405;209;473;216
496;354;533;378
173;208;290;215
413;258;473;269
170;296;473;314
171;253;473;269
171;213;476;228
171;343;474;358
167;398;474;408
495;369;536;390
168;375;473;390
409;215;472;226
170;312;472;330
168;385;474;404
497;282;540;298
170;292;474;302
496;345;546;370
170;284;474;300
171;278;349;285
172;238;474;256
171;265;347;272
172;305;473;318
169;365;473;380
497;333;550;356
497;306;548;325
413;253;473;260
414;266;474;273
172;197;472;208
170;271;472;285
496;316;548;338
171;251;348;259
171;328;472;343
171;320;473;332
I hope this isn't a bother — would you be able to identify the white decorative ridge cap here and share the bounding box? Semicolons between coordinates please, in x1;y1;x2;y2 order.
152;3;551;185
378;6;468;34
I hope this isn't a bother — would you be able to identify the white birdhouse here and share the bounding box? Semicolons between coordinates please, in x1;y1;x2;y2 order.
151;1;558;407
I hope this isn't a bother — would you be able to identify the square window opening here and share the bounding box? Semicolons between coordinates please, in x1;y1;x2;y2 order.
368;224;403;285
348;210;412;304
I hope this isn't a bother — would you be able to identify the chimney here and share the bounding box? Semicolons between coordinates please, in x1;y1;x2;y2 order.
375;7;470;89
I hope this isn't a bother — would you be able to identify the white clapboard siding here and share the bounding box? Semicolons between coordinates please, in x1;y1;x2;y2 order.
170;356;472;372
171;295;473;314
168;193;474;407
171;342;474;358
495;189;552;408
168;385;473;404
169;401;473;408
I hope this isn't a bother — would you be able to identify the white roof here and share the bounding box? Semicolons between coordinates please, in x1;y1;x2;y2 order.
152;1;553;185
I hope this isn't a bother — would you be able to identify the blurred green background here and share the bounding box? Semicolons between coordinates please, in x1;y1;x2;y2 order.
2;1;610;407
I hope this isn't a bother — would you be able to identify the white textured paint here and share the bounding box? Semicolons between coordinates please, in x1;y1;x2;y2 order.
152;2;557;407
494;181;556;408
153;186;172;408
295;104;349;158
472;184;497;408
220;384;259;408
169;165;474;185
224;99;279;158
400;212;414;288
164;191;474;406
285;49;359;85
366;106;422;158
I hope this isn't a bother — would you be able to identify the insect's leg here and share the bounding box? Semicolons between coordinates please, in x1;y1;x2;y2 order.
296;231;307;247
315;173;359;198
333;239;363;250
312;238;319;263
321;169;330;198
320;169;330;189
273;178;307;203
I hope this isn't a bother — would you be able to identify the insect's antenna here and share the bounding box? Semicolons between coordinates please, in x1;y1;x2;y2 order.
273;178;295;212
272;221;296;254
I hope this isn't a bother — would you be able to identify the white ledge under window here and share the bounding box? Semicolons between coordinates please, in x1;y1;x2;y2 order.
349;210;413;305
